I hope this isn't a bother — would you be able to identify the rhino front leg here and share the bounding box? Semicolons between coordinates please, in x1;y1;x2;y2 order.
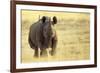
40;49;48;57
51;37;57;56
34;48;41;58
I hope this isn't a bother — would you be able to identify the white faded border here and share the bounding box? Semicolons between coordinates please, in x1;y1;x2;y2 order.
16;5;94;69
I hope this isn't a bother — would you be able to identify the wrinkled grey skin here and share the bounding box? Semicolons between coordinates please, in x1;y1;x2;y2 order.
28;16;57;57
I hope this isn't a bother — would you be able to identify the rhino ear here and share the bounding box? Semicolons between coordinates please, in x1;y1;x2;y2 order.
53;16;57;24
42;16;46;23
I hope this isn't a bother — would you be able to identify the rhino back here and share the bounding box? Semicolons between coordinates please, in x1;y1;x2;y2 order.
29;20;44;49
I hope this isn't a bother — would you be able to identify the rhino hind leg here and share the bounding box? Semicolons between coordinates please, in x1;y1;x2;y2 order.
28;36;40;57
34;49;38;57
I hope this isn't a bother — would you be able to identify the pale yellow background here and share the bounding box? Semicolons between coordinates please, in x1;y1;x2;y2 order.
21;10;90;63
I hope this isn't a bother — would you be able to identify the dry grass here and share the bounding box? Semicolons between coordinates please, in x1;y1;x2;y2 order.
21;10;90;63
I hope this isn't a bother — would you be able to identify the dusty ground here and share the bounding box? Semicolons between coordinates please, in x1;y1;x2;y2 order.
21;10;90;63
